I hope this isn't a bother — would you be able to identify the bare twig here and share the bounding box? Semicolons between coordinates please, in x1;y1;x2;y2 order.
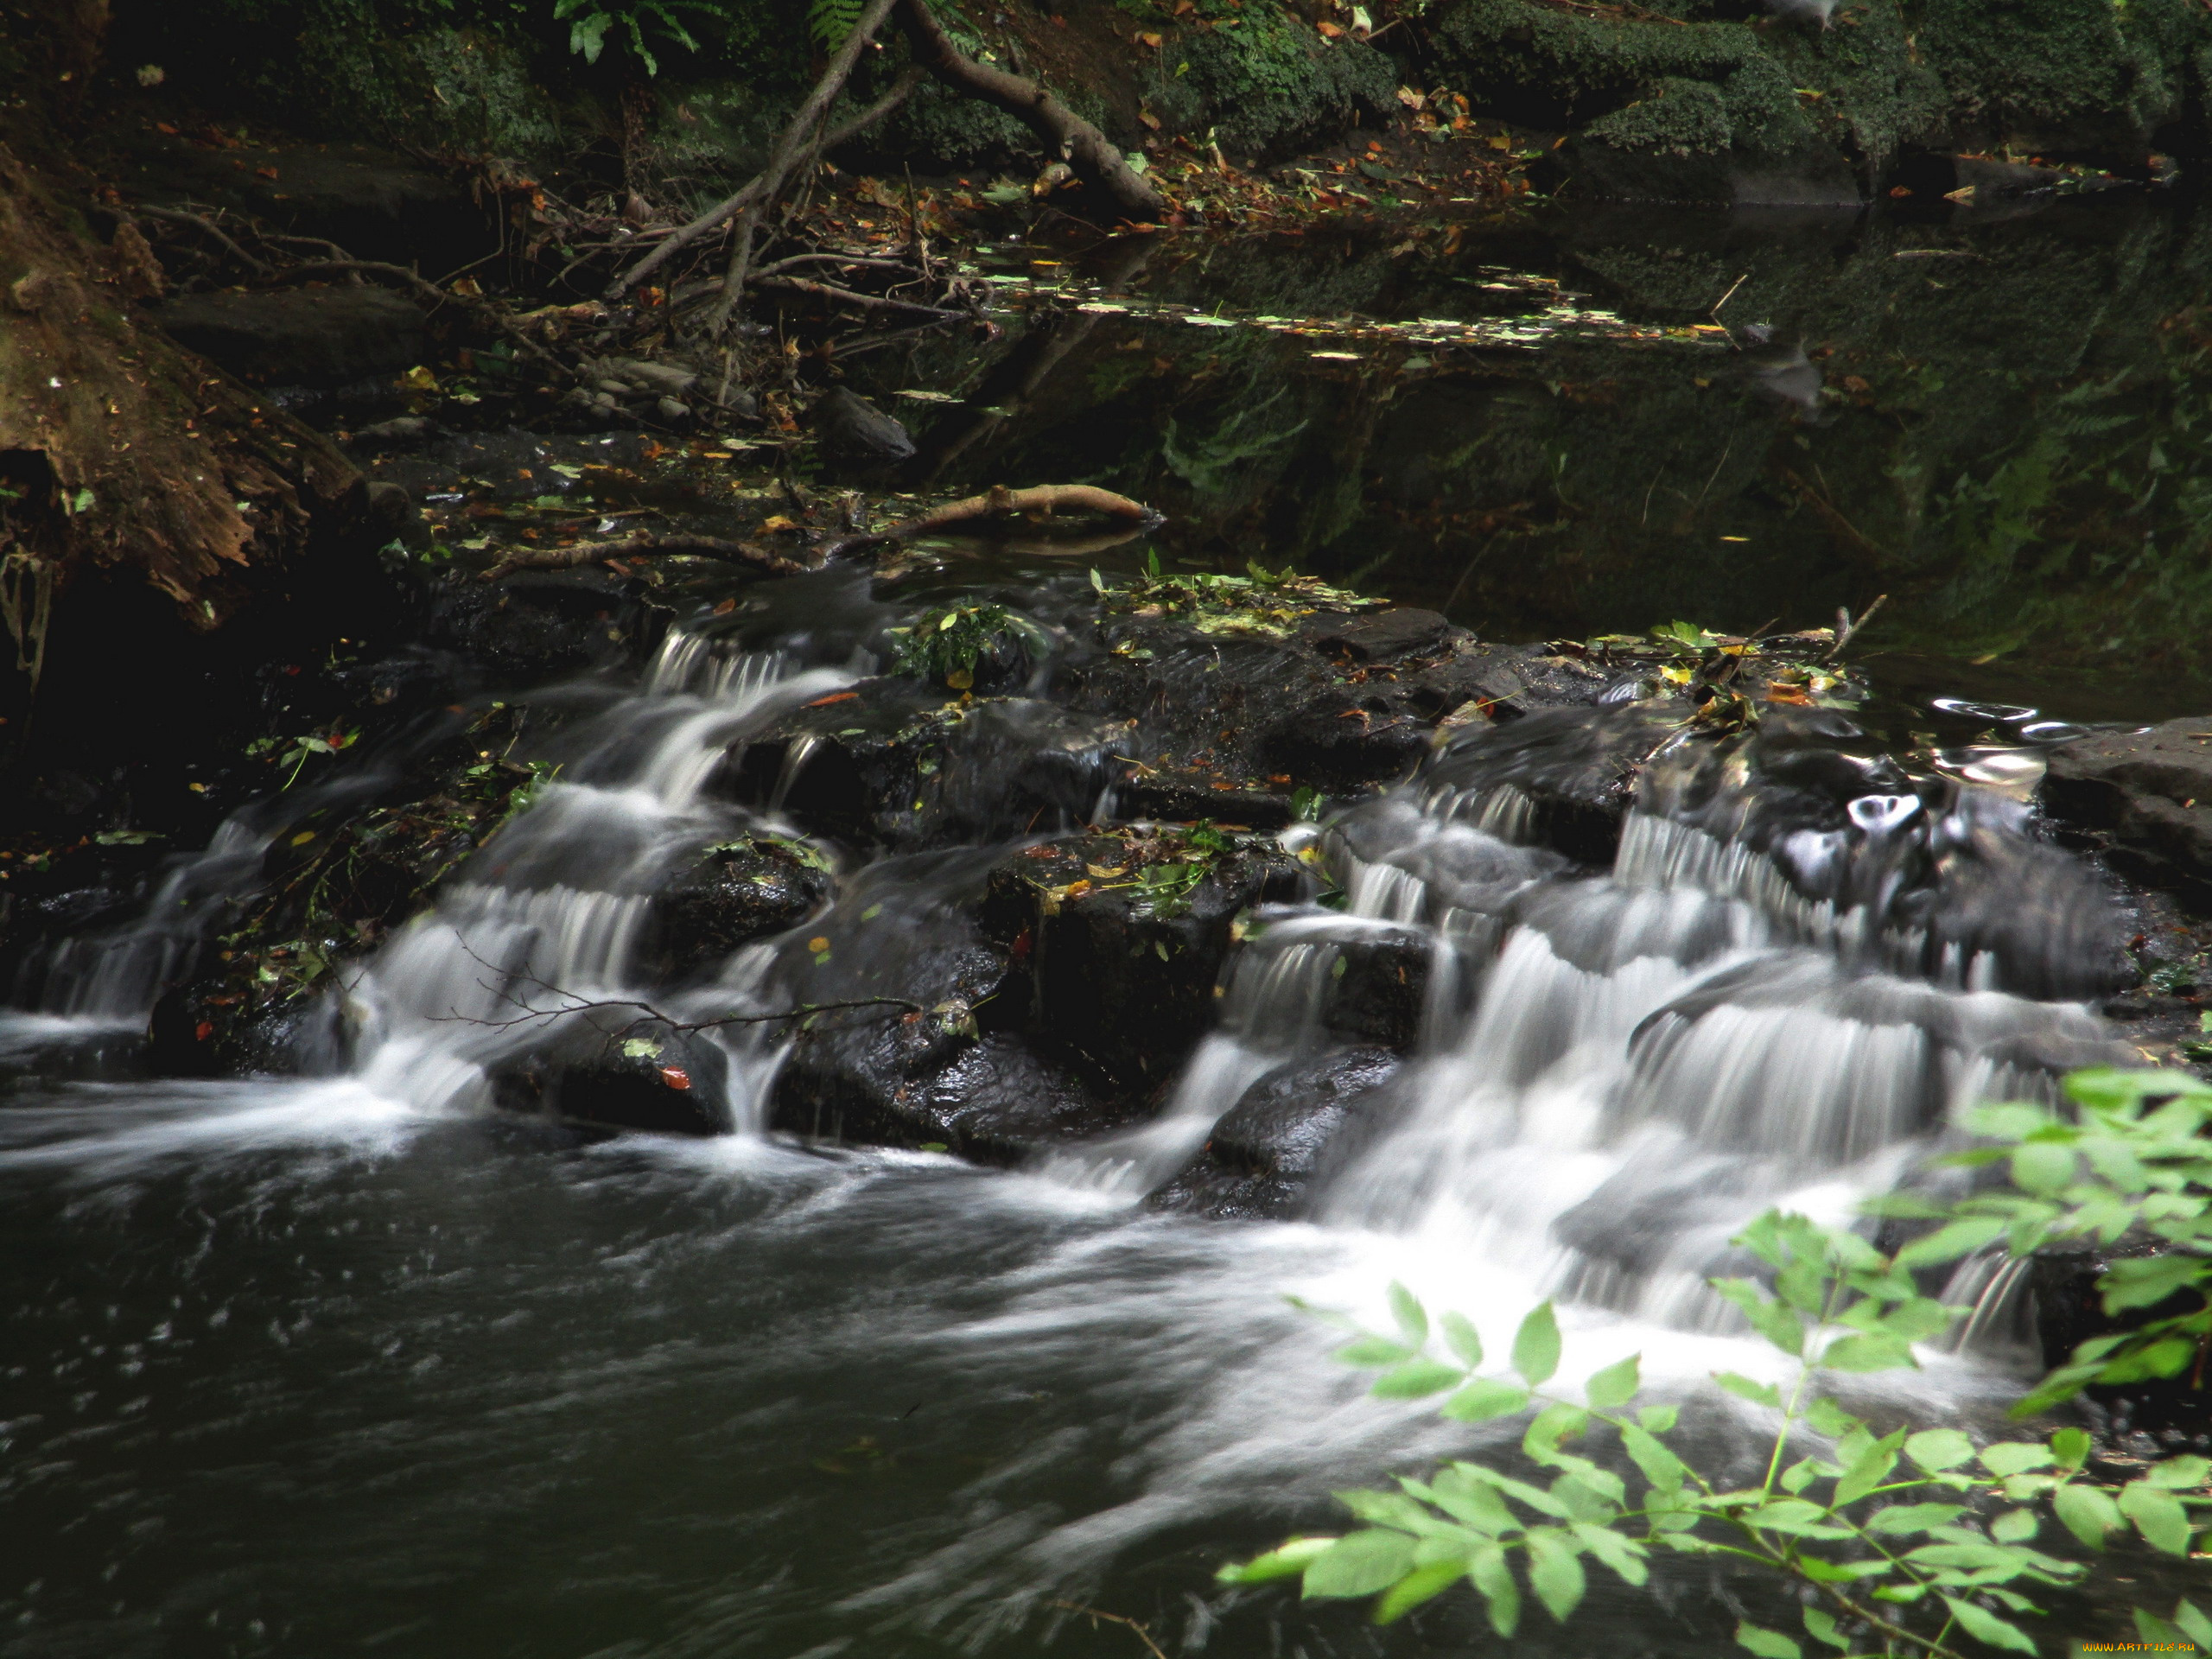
753;274;967;320
1824;592;1889;661
480;530;811;582
132;205;271;277
1050;1603;1168;1659
608;0;902;301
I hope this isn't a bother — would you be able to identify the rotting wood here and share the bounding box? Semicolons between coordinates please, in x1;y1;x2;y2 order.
819;483;1161;557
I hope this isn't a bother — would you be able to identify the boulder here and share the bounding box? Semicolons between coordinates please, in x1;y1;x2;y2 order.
981;830;1307;1097
637;836;831;984
2044;719;2212;901
490;1016;731;1137
810;386;914;464
1147;1046;1402;1218
152;286;429;388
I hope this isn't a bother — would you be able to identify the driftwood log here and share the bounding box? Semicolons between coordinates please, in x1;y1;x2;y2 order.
818;483;1160;556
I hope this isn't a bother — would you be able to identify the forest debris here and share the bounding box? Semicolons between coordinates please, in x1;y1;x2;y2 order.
479;531;810;582
818;484;1160;557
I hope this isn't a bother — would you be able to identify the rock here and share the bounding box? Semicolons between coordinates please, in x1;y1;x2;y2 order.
981;830;1307;1097
122;141;495;270
364;480;415;540
430;567;639;683
1305;607;1455;664
1423;704;1681;863
491;1015;731;1136
1147;1046;1402;1218
152;286;428;387
2029;1239;2208;1434
149;978;343;1077
602;357;700;398
2044;719;2212;901
654;397;691;424
810;385;914;462
637;835;831;984
720;683;1128;850
347;415;441;446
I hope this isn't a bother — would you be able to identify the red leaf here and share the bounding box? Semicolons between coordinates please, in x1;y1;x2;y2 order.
658;1066;691;1090
804;691;860;708
194;1020;213;1041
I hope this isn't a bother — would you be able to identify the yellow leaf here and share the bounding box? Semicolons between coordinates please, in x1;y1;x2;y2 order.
290;830;316;847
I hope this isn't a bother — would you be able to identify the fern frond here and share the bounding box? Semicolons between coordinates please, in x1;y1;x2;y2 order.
808;0;868;51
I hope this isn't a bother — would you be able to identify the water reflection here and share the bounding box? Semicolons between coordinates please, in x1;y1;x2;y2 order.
857;192;2212;718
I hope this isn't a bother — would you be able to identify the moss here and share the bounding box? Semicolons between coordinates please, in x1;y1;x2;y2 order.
1916;0;2202;153
1155;15;1397;162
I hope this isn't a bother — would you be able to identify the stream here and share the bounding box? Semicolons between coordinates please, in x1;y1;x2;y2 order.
5;194;2211;1656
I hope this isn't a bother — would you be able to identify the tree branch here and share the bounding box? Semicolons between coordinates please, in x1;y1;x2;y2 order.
819;482;1160;557
893;0;1166;221
608;0;903;301
480;530;811;582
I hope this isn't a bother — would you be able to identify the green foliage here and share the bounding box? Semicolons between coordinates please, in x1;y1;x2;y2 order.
1879;1067;2212;1416
1094;555;1378;640
805;0;865;49
1128;819;1233;919
551;0;734;73
1224;1072;2212;1656
887;603;1049;690
246;726;361;790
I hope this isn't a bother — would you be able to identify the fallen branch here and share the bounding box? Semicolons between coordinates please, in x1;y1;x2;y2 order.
753;274;967;319
609;0;902;301
894;0;1166;222
480;530;811;582
279;257;575;379
132;205;271;277
819;483;1160;557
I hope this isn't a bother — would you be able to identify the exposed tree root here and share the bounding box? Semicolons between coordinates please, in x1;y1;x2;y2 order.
894;0;1166;222
480;531;810;582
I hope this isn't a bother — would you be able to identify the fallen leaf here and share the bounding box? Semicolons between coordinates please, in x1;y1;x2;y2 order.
760;514;798;532
658;1066;692;1090
712;597;738;615
804;690;860;707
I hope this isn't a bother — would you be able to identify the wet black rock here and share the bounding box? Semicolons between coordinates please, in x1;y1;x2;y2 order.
431;567;640;682
2030;1238;2209;1434
2044;719;2212;904
149;980;340;1077
1321;924;1432;1048
1147;1046;1402;1218
1305;607;1455;664
982;830;1308;1098
1424;704;1681;863
810;386;915;463
722;683;1127;850
638;836;831;983
152;287;429;387
491;1016;732;1136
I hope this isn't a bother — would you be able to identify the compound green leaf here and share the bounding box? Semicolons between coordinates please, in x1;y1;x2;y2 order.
1302;1530;1417;1599
1513;1302;1561;1387
1733;1619;1800;1658
1942;1595;2037;1654
1374;1558;1465;1624
1440;1376;1530;1423
1523;1529;1586;1623
1586;1353;1641;1410
1904;1428;1975;1472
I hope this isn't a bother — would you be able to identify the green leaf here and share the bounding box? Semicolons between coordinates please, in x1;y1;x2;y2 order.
2138;1608;2189;1645
1302;1530;1417;1599
1941;1595;2037;1654
1978;1442;2053;1478
1893;1216;2010;1268
1469;1542;1520;1637
1585;1353;1641;1410
2048;1427;2091;1471
1373;1558;1467;1624
1440;1376;1531;1422
1904;1428;1975;1472
1638;1404;1679;1433
1388;1281;1428;1346
1734;1620;1801;1658
2009;1140;2075;1194
1620;1423;1687;1492
1571;1522;1648;1586
1512;1302;1561;1386
1713;1279;1806;1357
1835;1428;1906;1505
1713;1371;1782;1408
1802;1607;1848;1650
1336;1337;1415;1368
2101;1253;2206;1313
1819;1332;1916;1372
1372;1360;1465;1399
1217;1536;1336;1583
2120;1480;2196;1555
1804;1396;1863;1438
2142;1453;2211;1488
2173;1599;2212;1647
1865;1503;1967;1535
2051;1482;2122;1547
1990;1508;2037;1543
1523;1529;1586;1623
1440;1311;1484;1369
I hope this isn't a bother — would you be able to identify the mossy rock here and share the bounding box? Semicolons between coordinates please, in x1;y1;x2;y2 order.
1148;16;1398;162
